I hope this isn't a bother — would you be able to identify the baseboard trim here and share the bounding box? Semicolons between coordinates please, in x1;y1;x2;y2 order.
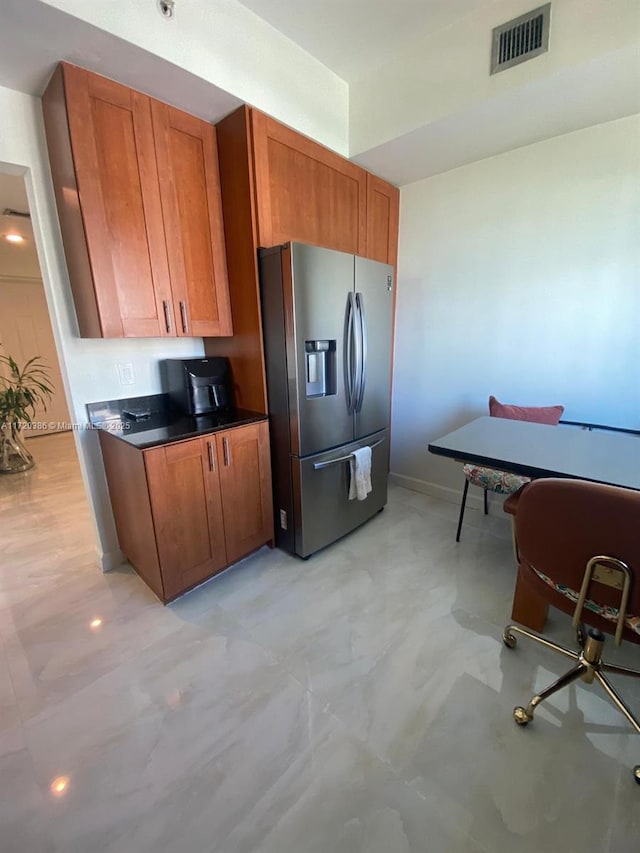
389;472;484;510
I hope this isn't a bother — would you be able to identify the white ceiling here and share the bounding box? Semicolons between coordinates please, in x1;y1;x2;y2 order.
0;173;34;242
0;0;494;99
238;0;495;82
0;173;38;272
0;173;29;216
354;43;640;184
0;0;637;186
0;0;240;121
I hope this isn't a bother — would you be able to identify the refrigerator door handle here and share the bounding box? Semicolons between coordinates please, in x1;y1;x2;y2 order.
345;292;357;414
355;292;367;413
312;435;386;470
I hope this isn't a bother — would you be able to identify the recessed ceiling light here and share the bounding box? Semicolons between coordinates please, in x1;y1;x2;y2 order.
3;233;25;244
50;776;70;797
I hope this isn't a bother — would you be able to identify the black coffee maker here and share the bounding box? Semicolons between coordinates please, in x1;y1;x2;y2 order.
162;357;233;415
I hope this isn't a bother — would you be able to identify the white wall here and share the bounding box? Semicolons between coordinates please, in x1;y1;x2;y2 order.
0;235;41;278
0;276;71;435
39;0;349;155
350;0;640;156
0;84;204;568
390;114;640;501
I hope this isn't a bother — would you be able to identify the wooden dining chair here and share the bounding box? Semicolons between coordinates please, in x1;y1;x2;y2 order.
455;396;564;542
502;478;640;785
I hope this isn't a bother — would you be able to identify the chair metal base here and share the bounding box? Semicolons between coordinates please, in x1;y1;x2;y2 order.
503;623;640;784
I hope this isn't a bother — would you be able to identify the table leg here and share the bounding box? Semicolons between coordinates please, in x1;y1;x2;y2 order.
511;566;548;632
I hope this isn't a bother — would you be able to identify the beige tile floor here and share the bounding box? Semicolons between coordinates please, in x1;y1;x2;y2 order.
1;432;638;853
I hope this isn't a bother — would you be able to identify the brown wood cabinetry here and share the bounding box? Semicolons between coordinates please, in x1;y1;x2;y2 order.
205;105;400;414
365;173;400;267
251;110;367;255
152;101;232;337
42;63;232;338
99;420;273;602
217;423;274;564
144;436;227;600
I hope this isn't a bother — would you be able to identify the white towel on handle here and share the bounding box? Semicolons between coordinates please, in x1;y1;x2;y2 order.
349;445;372;501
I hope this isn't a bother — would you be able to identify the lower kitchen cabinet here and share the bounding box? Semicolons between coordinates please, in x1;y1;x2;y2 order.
99;420;273;602
144;435;227;600
216;424;275;565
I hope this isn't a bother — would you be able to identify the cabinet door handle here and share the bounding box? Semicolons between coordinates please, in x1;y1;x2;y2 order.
162;300;172;333
223;437;230;466
207;441;215;472
179;301;189;334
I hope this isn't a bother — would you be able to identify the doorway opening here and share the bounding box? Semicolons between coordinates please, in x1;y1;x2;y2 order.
0;172;95;574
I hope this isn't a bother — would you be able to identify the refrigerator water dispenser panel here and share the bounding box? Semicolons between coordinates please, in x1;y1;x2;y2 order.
305;340;336;397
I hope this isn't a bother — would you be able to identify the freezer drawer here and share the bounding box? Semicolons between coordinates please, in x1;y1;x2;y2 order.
291;429;388;558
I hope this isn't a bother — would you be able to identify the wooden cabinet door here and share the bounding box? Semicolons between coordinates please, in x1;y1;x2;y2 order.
62;64;174;337
145;437;226;600
217;422;273;565
152;101;233;337
365;173;400;266
251;110;367;255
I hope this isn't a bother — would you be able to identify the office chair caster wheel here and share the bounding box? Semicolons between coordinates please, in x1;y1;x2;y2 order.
503;630;517;649
513;706;532;726
633;766;640;786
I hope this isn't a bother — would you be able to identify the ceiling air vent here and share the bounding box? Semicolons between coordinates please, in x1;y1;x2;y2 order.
490;3;551;74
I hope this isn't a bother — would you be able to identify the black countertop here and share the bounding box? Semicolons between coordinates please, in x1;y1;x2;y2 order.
86;394;267;450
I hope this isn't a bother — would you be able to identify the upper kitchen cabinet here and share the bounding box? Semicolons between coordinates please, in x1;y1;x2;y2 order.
151;101;232;337
365;173;400;268
205;105;400;414
251;109;367;255
43;64;169;337
42;63;232;338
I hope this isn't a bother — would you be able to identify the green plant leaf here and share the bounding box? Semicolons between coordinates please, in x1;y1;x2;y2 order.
0;353;54;426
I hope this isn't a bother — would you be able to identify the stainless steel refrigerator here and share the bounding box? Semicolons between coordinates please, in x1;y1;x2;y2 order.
259;242;394;557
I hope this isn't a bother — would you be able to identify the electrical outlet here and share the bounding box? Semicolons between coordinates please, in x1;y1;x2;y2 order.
117;363;135;385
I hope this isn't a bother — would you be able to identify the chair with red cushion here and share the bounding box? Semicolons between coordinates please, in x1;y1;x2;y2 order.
455;396;564;542
502;477;640;785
